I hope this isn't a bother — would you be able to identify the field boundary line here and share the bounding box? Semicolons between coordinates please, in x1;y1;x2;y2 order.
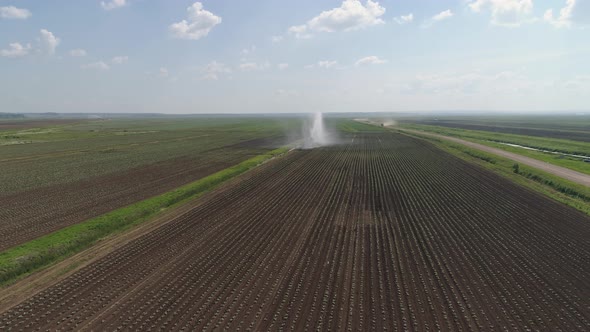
397;128;590;187
0;146;293;294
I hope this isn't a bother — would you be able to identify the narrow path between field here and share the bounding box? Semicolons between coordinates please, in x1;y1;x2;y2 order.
399;128;590;188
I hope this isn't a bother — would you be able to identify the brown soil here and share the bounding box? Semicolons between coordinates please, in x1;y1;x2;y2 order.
401;128;590;187
0;119;82;130
1;133;589;330
0;140;279;251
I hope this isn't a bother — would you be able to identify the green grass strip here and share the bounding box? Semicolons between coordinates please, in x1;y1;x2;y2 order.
400;129;590;216
0;146;290;286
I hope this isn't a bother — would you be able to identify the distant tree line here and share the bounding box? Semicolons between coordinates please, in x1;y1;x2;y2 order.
0;113;25;119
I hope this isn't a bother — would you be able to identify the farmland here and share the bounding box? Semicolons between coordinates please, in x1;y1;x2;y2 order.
396;121;590;177
2;131;588;330
406;115;590;142
0;118;288;250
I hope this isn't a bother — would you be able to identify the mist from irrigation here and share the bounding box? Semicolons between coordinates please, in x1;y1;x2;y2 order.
303;112;330;149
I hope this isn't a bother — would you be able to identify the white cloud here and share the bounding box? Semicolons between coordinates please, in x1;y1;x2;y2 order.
433;10;454;21
394;13;413;24
544;0;589;28
306;60;339;69
169;2;222;40
288;0;385;38
2;30;60;58
277;63;289;70
271;35;284;43
355;55;387;66
288;25;313;39
69;49;87;57
319;60;338;69
0;6;31;19
422;10;453;28
159;67;169;77
0;42;31;58
201;61;231;80
241;45;256;56
468;0;534;27
39;29;60;55
111;56;129;64
81;61;110;70
239;62;271;72
101;0;127;11
569;0;590;24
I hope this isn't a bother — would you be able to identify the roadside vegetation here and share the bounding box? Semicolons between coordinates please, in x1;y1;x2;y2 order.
400;130;590;216
335;120;387;133
400;123;590;175
0;146;290;286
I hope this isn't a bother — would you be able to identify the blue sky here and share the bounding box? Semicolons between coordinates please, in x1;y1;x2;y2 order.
1;0;589;114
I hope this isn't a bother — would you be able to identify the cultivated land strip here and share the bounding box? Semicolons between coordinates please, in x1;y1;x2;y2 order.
0;155;281;312
399;128;590;187
0;137;281;251
1;133;588;330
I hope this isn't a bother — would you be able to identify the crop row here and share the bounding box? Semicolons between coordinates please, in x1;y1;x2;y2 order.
0;143;276;251
1;133;589;330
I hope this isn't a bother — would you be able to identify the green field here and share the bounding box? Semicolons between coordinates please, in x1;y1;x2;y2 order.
392;129;590;216
0;146;290;286
398;123;590;175
0;118;295;193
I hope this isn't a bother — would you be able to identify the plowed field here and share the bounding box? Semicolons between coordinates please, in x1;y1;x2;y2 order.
2;132;588;330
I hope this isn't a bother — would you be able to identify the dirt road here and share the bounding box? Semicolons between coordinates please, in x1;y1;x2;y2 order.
400;128;590;187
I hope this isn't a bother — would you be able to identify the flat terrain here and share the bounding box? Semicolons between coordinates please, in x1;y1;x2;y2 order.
0;119;287;250
407;116;590;142
0;119;82;130
400;128;590;187
2;132;588;330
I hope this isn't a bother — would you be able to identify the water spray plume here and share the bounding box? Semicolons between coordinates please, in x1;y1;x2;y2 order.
303;112;329;149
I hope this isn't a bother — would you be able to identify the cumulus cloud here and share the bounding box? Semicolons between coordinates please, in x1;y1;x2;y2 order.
69;49;87;57
422;9;453;27
159;67;169;78
111;56;129;64
433;10;454;21
1;30;59;58
355;55;387;66
271;35;284;43
81;61;110;70
239;62;271;72
544;0;589;28
169;2;221;40
468;0;534;27
0;6;31;19
394;13;413;24
201;61;231;80
39;29;60;55
101;0;127;11
318;60;338;69
0;42;31;58
277;63;289;70
288;0;385;38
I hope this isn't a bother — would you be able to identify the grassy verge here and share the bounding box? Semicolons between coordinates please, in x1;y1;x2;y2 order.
0;146;290;287
401;123;590;175
398;130;590;216
336;120;388;133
